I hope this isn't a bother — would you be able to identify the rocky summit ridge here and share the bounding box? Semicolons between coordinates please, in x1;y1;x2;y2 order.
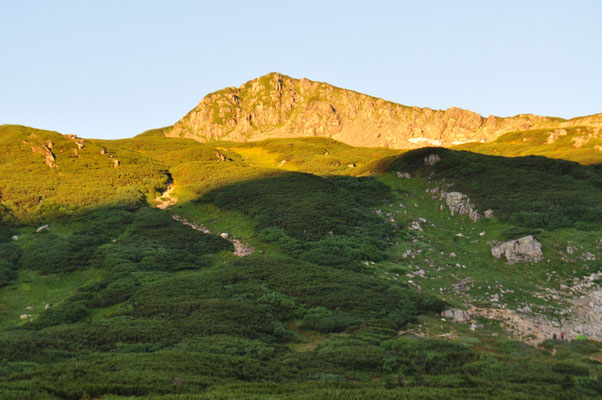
169;72;602;148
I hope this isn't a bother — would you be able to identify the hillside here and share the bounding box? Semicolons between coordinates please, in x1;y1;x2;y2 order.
0;124;600;398
0;125;172;221
168;72;602;150
455;125;602;165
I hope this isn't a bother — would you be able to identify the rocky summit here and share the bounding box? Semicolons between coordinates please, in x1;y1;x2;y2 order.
169;72;602;148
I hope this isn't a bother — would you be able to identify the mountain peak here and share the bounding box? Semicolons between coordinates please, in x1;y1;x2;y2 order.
169;74;602;148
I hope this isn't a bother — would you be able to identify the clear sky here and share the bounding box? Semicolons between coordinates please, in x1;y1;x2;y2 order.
1;0;601;139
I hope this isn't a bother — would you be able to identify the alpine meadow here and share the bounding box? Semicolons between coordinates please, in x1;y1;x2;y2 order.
0;70;600;400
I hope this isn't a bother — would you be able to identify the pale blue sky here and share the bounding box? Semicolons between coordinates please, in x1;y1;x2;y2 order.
1;1;601;139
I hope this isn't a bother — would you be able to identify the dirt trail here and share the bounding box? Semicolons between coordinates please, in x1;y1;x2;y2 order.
171;214;254;257
156;184;177;209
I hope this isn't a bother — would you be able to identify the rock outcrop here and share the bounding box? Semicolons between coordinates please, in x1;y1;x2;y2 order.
491;235;543;264
441;308;471;323
442;192;481;222
169;73;602;149
31;144;56;168
427;186;481;222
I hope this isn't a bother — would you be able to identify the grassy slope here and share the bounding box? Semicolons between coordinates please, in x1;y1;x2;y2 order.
0;128;600;399
455;126;602;165
0;125;171;221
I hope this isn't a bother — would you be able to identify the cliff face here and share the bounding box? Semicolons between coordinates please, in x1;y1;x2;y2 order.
170;73;602;148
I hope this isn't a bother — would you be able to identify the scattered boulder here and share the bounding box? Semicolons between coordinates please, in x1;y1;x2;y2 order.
215;152;227;162
25;306;33;311
31;144;57;168
11;235;19;240
19;314;31;320
442;191;481;222
479;232;486;237
424;154;441;166
35;224;50;233
449;252;456;257
396;171;412;179
409;221;423;231
484;209;494;218
566;245;578;255
231;239;254;257
469;323;484;331
45;304;51;310
66;134;85;149
220;232;229;239
113;159;120;168
441;308;471;323
491;235;543;264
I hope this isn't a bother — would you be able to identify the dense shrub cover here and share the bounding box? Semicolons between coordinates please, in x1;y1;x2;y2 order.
201;173;394;265
376;147;602;230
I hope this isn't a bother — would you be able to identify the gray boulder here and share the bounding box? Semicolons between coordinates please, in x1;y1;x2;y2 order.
491;235;543;264
441;308;471;322
424;154;441;165
441;191;481;222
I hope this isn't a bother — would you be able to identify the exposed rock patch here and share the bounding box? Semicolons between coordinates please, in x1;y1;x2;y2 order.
66;134;85;149
424;154;441;166
35;224;49;233
471;273;601;344
441;308;471;323
491;235;543;264
427;187;481;222
31;144;57;168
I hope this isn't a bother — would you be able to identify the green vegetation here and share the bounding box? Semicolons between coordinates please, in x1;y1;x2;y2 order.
200;173;393;265
0;127;600;398
456;126;602;165
0;125;170;222
375;147;602;230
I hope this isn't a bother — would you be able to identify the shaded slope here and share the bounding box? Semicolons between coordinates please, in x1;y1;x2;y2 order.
373;147;602;230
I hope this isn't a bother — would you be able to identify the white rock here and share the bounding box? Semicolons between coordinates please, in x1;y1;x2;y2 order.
396;171;412;179
479;232;486;237
469;323;483;331
11;235;19;240
441;308;471;322
441;192;481;222
35;224;49;233
491;235;543;264
424;154;441;166
45;304;51;310
449;252;456;257
220;232;229;239
409;221;423;231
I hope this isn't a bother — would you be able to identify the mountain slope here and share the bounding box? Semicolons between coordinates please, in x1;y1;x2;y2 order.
0;132;601;398
454;125;602;165
0;125;171;221
169;72;602;149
